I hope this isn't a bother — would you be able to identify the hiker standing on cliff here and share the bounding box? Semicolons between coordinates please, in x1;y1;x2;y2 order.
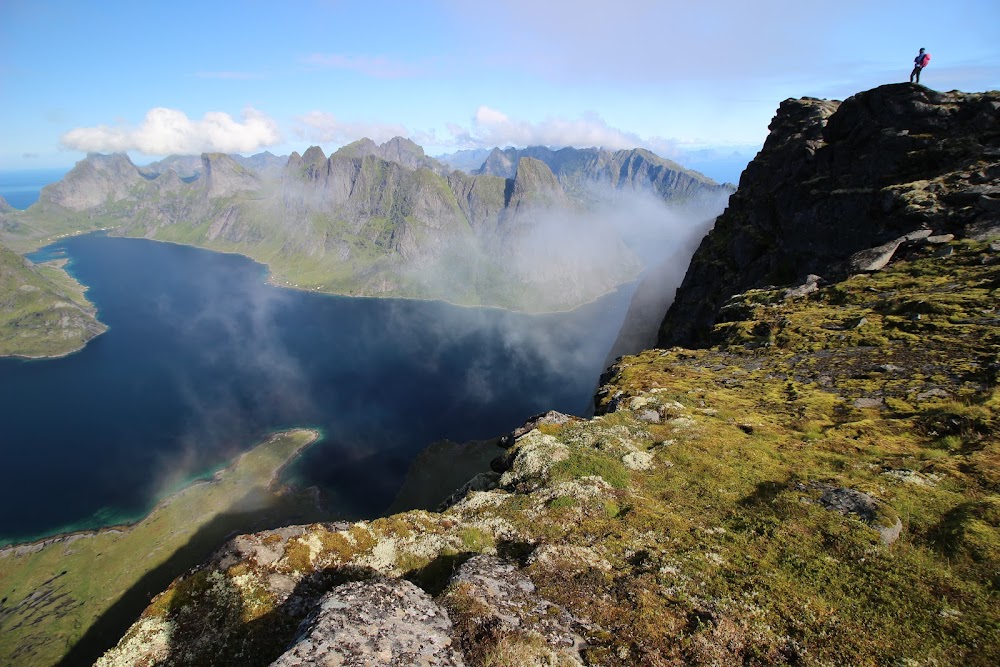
910;48;931;83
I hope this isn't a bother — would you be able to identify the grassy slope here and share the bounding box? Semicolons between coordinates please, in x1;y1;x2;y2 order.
0;429;329;667
95;237;999;666
0;244;107;358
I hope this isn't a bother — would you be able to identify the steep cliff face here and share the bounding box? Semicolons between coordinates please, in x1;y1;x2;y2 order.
202;153;261;199
658;83;1000;348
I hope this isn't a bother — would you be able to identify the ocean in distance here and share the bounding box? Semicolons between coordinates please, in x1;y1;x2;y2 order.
0;168;69;209
0;233;634;545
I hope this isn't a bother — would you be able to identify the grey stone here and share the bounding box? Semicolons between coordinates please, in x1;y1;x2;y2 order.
636;409;662;424
817;486;902;545
853;397;884;409
443;555;588;664
270;578;465;667
783;274;822;299
916;388;951;400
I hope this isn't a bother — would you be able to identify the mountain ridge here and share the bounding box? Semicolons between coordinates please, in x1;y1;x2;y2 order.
0;139;729;313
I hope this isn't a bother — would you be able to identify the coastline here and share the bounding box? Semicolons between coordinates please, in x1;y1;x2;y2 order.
0;237;109;361
0;427;322;552
27;227;639;316
0;428;329;667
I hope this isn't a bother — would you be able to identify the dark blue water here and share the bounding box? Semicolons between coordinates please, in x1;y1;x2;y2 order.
0;168;69;209
0;234;633;545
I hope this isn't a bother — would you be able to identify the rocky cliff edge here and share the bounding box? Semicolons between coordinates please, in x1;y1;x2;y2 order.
96;85;1000;666
658;83;1000;348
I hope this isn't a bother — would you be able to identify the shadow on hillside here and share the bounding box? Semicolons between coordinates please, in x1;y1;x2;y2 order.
57;496;329;667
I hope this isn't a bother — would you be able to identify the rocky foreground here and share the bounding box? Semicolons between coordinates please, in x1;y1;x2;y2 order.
96;84;999;666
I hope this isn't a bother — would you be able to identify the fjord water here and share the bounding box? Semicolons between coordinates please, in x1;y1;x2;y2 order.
0;234;633;545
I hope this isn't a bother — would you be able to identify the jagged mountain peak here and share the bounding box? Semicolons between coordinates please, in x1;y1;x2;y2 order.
332;137;445;173
508;156;566;210
37;152;144;211
201;152;260;198
301;145;328;164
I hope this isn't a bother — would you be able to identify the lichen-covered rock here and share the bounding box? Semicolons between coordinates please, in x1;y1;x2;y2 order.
816;486;904;545
270;578;464;667
442;555;587;666
497;430;569;491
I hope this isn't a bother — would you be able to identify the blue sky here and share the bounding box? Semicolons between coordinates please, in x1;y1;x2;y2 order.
1;0;998;176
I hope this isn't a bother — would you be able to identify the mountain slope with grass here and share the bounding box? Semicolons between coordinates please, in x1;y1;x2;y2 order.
0;241;106;358
0;140;730;312
91;84;999;666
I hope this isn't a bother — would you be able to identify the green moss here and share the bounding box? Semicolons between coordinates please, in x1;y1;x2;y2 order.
549;496;578;510
458;526;494;552
551;450;630;489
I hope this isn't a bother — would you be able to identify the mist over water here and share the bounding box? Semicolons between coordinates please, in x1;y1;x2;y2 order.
0;181;726;545
0;234;637;545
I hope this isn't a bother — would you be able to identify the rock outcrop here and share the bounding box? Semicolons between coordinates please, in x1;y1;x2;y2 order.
271;578;465;666
658;83;1000;348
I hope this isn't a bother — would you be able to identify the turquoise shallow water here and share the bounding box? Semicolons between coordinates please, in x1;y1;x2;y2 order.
0;233;634;545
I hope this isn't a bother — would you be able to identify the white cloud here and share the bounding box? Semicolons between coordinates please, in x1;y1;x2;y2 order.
450;106;673;153
60;107;281;155
293;111;411;145
302;53;425;79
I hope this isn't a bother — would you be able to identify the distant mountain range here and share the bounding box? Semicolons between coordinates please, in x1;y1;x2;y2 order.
0;138;732;312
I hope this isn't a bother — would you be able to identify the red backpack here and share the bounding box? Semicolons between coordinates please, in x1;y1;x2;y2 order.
920;53;931;67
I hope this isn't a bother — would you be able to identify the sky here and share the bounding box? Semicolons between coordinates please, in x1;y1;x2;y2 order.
1;0;998;177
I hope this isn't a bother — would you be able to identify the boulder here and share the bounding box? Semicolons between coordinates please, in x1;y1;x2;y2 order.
270;578;464;667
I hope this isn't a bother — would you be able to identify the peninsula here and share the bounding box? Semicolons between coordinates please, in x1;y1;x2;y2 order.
0;429;328;667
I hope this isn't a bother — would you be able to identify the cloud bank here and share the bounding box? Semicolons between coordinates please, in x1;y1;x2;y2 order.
293;111;411;145
441;106;737;165
60;107;281;155
448;106;646;151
